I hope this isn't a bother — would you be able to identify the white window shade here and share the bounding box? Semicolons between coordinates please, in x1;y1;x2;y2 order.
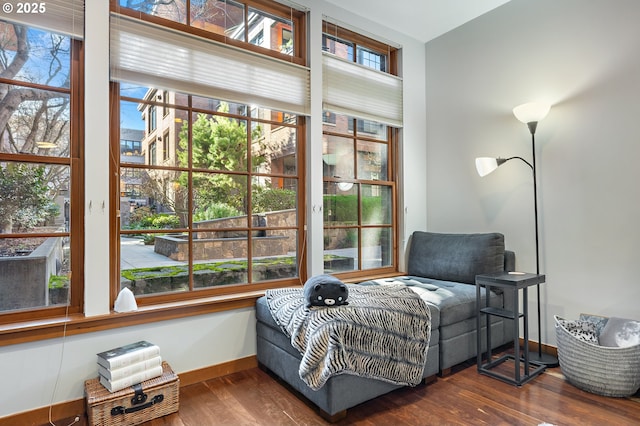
110;15;310;116
2;0;84;39
322;52;403;127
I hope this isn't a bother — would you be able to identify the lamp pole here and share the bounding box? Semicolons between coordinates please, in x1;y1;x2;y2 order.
527;121;559;367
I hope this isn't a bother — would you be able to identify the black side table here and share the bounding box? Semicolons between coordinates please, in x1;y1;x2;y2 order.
476;271;546;386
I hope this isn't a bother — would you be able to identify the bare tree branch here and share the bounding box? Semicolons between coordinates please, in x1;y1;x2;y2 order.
0;24;28;81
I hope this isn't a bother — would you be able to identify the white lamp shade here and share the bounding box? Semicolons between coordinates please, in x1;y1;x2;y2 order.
513;102;551;124
475;157;499;177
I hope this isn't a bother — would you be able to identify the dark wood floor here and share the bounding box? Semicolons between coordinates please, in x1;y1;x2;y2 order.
55;358;640;426
143;359;639;426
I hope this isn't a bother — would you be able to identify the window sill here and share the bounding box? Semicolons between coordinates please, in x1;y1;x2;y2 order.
0;290;265;347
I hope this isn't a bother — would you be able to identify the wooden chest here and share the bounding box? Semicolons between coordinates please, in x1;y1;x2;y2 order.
85;361;179;426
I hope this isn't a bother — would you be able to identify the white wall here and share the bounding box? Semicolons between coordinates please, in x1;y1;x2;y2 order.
0;0;428;418
425;0;640;346
0;308;255;417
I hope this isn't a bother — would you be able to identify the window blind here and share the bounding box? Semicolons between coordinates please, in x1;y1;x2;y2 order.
110;14;311;116
322;52;403;127
2;0;84;39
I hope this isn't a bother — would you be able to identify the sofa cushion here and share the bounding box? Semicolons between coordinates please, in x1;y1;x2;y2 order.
407;232;505;284
360;276;502;327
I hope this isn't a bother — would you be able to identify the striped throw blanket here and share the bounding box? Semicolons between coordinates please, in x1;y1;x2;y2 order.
266;284;431;390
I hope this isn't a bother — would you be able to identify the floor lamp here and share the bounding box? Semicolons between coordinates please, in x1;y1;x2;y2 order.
475;101;559;367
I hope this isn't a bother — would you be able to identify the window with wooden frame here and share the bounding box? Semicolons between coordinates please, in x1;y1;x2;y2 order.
321;21;402;280
110;0;309;306
0;4;84;323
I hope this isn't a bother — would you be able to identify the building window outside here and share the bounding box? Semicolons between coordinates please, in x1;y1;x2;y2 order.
250;30;264;46
149;141;157;166
162;131;170;162
281;28;292;54
121;139;142;155
148;105;157;133
162;90;169;117
0;20;83;318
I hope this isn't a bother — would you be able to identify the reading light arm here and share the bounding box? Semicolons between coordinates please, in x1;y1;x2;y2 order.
499;156;533;172
476;155;534;177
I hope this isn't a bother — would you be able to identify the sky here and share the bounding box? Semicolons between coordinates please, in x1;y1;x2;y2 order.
119;84;149;131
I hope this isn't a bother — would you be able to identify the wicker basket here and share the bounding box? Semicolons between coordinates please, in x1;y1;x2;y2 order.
554;315;640;397
85;361;179;426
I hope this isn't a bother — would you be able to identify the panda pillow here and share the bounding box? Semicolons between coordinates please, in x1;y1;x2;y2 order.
303;275;349;308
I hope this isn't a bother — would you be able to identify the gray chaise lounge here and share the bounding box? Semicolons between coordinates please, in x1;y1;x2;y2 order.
255;231;516;421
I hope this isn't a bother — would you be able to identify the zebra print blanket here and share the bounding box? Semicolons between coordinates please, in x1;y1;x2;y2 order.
266;284;431;390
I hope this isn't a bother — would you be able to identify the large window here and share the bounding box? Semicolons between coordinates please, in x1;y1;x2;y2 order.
111;0;307;305
322;22;399;278
0;17;84;319
322;115;395;276
115;0;304;64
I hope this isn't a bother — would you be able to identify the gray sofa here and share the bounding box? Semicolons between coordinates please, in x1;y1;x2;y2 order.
255;231;515;421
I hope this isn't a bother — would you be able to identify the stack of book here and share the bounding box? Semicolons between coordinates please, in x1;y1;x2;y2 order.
97;341;163;392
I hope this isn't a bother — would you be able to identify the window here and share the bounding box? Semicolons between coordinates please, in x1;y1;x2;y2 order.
321;22;400;279
121;138;142;155
250;30;264;46
0;11;84;320
162;90;169;117
322;33;354;59
116;87;303;302
358;46;386;72
281;28;292;54
322;115;395;276
111;0;308;306
117;0;303;62
149;140;157;166
162;131;170;162
322;24;388;73
148;105;157;134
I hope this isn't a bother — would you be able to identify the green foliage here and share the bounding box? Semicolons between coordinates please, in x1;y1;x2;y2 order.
142;234;156;245
193;203;242;222
48;274;69;289
128;206;154;228
324;194;357;223
126;207;180;230
0;163;51;232
150;214;181;229
177;102;266;212
44;202;61;222
323;194;388;223
122;255;342;284
121;265;187;281
252;187;296;213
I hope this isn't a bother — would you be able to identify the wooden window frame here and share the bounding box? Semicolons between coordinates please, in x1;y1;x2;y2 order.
0;36;85;326
109;0;308;309
110;0;306;67
110;94;307;307
321;22;400;281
